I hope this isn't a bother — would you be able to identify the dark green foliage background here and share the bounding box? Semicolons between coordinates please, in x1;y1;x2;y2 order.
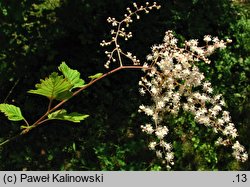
0;0;249;170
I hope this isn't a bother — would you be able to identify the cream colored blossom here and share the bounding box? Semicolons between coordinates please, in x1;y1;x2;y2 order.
139;30;248;166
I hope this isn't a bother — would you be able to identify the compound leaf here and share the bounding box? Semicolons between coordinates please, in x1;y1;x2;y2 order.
48;109;89;123
0;104;24;121
28;72;72;100
58;62;85;90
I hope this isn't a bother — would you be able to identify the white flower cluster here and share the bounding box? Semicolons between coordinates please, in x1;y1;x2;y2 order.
139;30;248;167
141;123;174;169
100;2;161;68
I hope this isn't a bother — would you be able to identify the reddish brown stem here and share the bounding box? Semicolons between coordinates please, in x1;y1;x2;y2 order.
21;65;147;134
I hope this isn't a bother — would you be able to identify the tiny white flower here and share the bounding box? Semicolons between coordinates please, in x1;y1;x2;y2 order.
217;119;225;126
204;35;212;42
232;141;245;152
155;126;169;139
157;101;165;109
206;45;215;54
183;103;189;111
165;152;174;162
144;107;154;116
160;141;172;151
148;142;157;150
151;87;158;95
241;153;248;162
127;52;132;58
139;88;146;96
212;37;219;43
141;124;154;134
215;137;223;145
174;64;182;71
226;38;232;43
156;150;163;158
213;105;222;112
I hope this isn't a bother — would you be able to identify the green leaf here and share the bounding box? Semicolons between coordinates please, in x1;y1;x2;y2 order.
28;72;72;100
58;62;85;90
72;143;76;151
88;73;103;80
56;91;73;101
48;109;89;123
0;104;24;121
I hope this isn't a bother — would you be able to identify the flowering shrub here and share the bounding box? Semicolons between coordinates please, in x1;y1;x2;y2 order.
100;2;248;169
0;1;248;170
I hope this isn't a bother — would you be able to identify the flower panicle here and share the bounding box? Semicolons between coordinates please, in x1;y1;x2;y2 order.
139;30;247;168
100;2;161;68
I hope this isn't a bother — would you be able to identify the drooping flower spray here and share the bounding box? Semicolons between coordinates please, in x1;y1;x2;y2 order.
139;31;248;169
100;2;248;170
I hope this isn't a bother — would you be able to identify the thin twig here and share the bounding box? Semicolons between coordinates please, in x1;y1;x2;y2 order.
3;79;20;103
115;23;123;67
0;132;22;146
47;98;53;112
23;118;30;127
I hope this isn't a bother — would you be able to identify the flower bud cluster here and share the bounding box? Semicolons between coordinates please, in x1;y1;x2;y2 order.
100;2;161;68
139;30;248;167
